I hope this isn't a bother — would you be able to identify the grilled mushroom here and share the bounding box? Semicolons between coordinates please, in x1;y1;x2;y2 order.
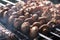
30;26;39;38
21;22;30;34
39;24;51;34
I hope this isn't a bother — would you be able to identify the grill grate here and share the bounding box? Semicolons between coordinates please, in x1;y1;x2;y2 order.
0;0;19;6
0;0;60;40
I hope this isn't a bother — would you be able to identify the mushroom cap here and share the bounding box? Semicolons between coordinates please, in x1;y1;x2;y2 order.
30;26;39;38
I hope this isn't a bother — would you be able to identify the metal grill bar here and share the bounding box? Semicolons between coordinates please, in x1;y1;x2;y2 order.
56;28;60;31
17;31;29;39
3;0;15;5
39;33;53;40
0;0;7;4
50;32;60;38
0;3;5;6
8;0;18;3
14;29;29;40
16;0;21;1
0;0;24;6
13;33;21;40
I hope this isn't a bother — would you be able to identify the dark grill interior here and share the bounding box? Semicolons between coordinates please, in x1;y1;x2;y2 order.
0;0;60;40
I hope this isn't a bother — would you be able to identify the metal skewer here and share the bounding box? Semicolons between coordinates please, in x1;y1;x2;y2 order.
39;33;52;40
3;0;15;5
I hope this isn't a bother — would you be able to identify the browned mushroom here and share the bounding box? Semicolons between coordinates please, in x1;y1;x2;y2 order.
39;24;50;34
38;17;48;25
14;18;24;29
32;22;40;27
31;14;38;21
24;12;30;18
24;18;34;25
30;26;39;38
21;22;30;34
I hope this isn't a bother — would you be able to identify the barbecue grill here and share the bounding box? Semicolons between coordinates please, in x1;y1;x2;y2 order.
0;0;60;40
